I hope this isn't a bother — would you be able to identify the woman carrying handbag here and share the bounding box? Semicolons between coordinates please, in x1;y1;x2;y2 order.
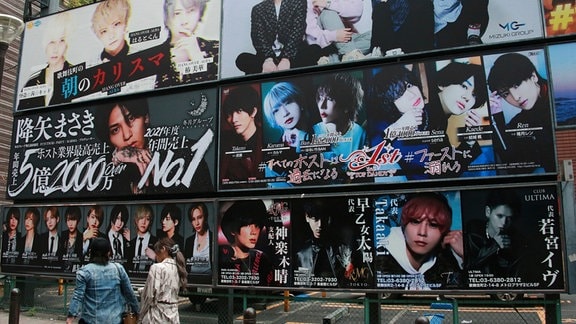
139;237;187;323
67;237;139;324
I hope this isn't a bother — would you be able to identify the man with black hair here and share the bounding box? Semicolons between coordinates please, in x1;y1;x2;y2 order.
295;199;354;287
218;200;275;286
158;204;184;249
106;205;131;262
465;189;528;277
219;85;265;187
487;52;555;174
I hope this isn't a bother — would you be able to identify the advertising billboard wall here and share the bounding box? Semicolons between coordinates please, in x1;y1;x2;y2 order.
220;0;543;79
218;48;556;190
15;0;221;112
7;89;217;200
1;201;216;285
2;185;564;293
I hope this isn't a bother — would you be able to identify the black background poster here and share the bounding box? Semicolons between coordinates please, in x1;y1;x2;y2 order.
217;199;290;287
1;201;216;286
291;197;375;289
1;185;565;292
7;89;217;200
461;186;564;290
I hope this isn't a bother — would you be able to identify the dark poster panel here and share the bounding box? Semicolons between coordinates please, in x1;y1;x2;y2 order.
181;202;215;285
7;89;217;200
217;199;290;287
543;0;576;37
461;186;564;290
548;43;576;128
15;0;221;112
482;49;556;175
0;201;216;287
373;192;464;290
220;0;543;79
291;197;375;289
218;49;555;190
0;206;70;274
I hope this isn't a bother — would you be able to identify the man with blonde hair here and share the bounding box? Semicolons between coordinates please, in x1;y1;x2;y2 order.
91;0;132;63
129;204;157;272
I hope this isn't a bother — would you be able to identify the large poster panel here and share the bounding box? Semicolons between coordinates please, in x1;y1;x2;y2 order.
217;199;290;287
482;49;556;174
461;186;564;290
220;0;543;79
2;186;565;292
7;89;217;200
218;49;556;191
548;42;576;128
543;0;576;37
15;0;221;112
373;192;464;290
0;201;216;286
291;197;374;289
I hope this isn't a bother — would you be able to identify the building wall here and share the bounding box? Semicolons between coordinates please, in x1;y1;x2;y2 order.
556;129;576;182
0;0;25;205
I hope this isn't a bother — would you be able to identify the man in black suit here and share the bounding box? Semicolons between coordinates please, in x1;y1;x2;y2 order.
106;205;132;265
129;204;157;273
38;207;62;264
60;206;83;273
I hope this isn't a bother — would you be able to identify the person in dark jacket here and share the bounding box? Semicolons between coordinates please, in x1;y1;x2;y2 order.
465;189;528;278
487;52;555;174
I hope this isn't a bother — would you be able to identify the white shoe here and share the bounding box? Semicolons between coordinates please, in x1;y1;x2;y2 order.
385;47;404;57
342;49;365;62
317;56;331;65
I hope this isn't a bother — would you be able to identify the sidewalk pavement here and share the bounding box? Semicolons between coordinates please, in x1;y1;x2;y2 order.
0;309;66;323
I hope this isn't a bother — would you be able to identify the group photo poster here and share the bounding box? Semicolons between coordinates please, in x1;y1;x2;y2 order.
542;0;576;37
7;88;217;200
220;0;543;79
15;0;221;112
2;185;565;292
0;201;216;286
218;48;556;191
548;42;576;128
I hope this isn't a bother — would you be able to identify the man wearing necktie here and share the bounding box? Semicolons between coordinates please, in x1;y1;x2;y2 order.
39;207;62;262
2;207;21;265
107;205;131;263
129;204;157;273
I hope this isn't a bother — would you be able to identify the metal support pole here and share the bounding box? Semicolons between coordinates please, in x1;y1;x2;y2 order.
0;42;8;94
9;288;21;324
545;294;561;324
450;297;459;324
366;292;381;324
283;290;290;312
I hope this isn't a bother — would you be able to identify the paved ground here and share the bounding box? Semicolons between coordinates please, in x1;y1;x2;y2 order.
0;309;65;323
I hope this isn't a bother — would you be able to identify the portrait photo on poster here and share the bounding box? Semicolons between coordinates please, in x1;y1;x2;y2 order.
8;89;217;200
